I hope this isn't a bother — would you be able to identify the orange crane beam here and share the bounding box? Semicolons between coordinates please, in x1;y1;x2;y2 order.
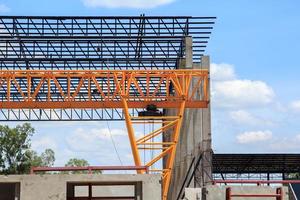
0;69;209;109
0;101;208;109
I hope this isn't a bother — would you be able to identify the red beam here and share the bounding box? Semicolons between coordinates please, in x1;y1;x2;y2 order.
31;166;149;174
226;187;283;200
214;179;300;185
231;194;281;197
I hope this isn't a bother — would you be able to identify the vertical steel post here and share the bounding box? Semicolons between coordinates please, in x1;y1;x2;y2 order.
88;183;92;200
226;187;232;200
276;187;283;200
162;100;186;200
122;97;142;173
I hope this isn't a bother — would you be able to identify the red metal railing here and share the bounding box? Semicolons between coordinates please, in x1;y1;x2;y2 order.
213;179;300;186
212;180;300;200
30;166;149;174
226;187;283;200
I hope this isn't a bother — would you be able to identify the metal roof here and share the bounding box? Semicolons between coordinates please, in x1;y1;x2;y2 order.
213;154;300;174
0;15;216;70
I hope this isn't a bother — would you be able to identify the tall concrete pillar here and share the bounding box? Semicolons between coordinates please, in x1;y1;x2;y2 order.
194;56;213;187
184;36;193;69
164;37;212;200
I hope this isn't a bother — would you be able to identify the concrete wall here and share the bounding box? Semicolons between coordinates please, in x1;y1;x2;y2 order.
204;185;289;200
183;188;202;200
0;174;161;200
183;186;290;200
165;37;212;200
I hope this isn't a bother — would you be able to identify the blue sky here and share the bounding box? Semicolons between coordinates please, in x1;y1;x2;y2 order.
1;0;300;166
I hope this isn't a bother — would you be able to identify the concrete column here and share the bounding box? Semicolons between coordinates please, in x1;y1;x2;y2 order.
164;36;194;200
185;36;193;69
194;56;213;187
164;54;212;200
165;35;213;199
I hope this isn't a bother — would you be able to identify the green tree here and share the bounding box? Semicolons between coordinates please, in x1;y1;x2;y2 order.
40;149;55;167
65;158;101;174
0;123;56;174
27;148;55;168
0;123;34;174
65;158;89;167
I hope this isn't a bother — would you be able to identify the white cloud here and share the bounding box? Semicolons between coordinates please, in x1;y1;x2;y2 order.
213;79;274;108
63;127;134;166
32;136;57;152
211;63;236;81
230;110;257;124
290;100;300;112
269;136;300;152
211;63;275;109
83;0;175;8
66;127;128;152
229;110;273;126
212;79;274;108
236;130;272;144
0;4;10;13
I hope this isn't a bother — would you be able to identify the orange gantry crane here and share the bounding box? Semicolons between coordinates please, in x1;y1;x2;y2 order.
0;69;209;199
0;15;215;199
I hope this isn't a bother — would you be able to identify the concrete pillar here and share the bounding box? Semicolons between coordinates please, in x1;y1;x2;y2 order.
185;36;193;69
194;56;213;187
164;35;213;199
178;36;193;69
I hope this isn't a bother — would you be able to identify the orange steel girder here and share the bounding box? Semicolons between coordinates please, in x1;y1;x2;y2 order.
0;70;208;109
0;69;209;200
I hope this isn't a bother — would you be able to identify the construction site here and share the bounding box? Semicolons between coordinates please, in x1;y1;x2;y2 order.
0;15;299;200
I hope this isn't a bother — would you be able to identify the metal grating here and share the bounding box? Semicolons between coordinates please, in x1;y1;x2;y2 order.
0;16;215;70
213;154;300;174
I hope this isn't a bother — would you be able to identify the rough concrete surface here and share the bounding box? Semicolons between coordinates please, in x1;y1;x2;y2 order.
183;188;202;200
166;54;212;200
204;185;289;200
0;174;161;200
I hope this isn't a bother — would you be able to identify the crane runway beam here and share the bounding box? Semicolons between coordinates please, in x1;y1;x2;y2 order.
0;69;209;109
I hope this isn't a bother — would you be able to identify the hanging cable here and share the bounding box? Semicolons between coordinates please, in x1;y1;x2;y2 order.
143;120;146;165
148;120;153;171
151;121;155;170
103;60;124;168
105;120;124;167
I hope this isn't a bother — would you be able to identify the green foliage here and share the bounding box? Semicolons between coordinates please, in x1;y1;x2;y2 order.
0;123;34;174
287;173;300;179
41;149;55;167
65;158;89;167
0;123;100;175
65;158;101;174
27;149;55;168
0;123;55;174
